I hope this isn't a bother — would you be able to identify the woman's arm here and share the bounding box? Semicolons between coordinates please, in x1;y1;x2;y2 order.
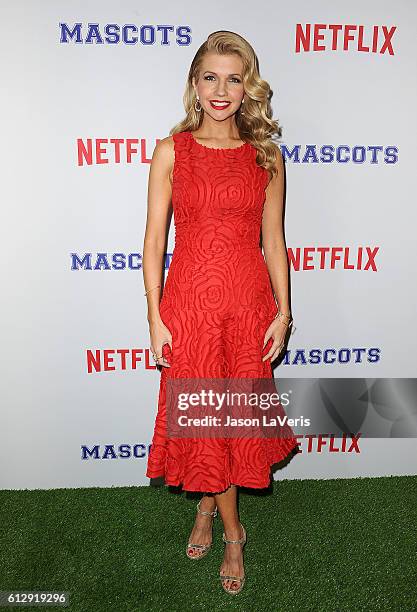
142;137;174;324
261;146;291;317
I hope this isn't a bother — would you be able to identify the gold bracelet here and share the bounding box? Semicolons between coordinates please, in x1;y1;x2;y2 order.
274;310;291;319
274;310;293;326
144;284;161;296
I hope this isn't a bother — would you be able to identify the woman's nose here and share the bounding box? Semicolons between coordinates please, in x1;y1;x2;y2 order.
215;82;227;96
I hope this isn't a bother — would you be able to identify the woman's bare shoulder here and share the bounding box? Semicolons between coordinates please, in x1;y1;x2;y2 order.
151;135;175;171
153;135;175;155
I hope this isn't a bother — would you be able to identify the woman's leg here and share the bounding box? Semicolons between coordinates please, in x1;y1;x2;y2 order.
187;493;217;557
215;484;245;592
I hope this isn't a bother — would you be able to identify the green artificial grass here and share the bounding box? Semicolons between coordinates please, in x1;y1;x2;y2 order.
0;475;416;611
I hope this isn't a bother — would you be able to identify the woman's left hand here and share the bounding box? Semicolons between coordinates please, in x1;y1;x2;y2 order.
262;318;289;362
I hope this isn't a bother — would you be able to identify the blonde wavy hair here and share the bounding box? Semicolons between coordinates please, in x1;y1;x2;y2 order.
170;30;282;179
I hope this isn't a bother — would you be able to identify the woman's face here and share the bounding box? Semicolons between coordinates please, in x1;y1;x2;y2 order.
192;52;245;120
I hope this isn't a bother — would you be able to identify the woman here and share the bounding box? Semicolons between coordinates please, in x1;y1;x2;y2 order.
142;30;299;595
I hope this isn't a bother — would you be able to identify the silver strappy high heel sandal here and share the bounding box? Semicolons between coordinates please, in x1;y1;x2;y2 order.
186;499;218;560
219;523;247;595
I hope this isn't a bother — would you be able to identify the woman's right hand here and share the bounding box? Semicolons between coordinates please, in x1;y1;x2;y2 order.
149;318;173;368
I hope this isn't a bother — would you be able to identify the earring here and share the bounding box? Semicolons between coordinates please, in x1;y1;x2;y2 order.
194;95;202;112
240;98;245;115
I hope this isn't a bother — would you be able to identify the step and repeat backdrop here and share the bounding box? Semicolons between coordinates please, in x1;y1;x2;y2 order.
2;1;417;489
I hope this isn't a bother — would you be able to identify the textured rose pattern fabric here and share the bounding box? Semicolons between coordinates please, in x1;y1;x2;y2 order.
146;131;299;492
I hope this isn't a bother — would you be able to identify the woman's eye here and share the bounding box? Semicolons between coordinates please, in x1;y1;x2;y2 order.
203;76;241;83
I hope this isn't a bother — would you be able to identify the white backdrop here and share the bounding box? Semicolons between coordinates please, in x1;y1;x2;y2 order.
2;0;417;489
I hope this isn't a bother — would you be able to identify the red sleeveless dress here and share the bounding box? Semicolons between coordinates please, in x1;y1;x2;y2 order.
146;130;299;493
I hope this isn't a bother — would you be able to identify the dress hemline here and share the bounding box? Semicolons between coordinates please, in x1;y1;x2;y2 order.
146;440;300;494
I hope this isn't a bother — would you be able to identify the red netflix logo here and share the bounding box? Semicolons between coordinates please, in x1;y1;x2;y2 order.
86;348;158;373
288;246;379;272
295;24;396;55
296;433;362;453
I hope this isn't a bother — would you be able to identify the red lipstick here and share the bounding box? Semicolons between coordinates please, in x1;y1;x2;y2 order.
209;100;231;110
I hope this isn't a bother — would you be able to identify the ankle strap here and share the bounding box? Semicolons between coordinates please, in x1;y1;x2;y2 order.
196;499;218;518
222;524;246;545
222;534;245;545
